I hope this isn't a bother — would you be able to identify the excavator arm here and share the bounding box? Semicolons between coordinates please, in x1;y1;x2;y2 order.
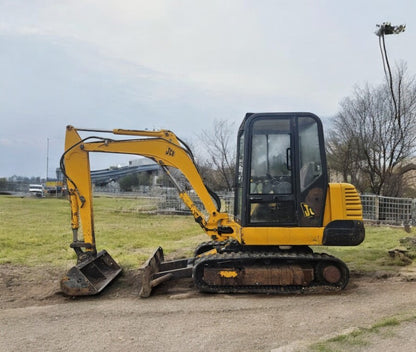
60;125;240;296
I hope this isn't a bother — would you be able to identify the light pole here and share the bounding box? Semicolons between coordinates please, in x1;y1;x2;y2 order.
46;138;50;182
375;22;406;126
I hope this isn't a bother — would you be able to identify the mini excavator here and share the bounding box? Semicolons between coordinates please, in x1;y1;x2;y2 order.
60;112;364;297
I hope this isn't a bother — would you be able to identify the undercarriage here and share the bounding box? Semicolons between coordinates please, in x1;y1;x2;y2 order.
139;241;349;297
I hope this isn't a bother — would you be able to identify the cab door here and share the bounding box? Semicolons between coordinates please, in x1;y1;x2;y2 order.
247;115;297;226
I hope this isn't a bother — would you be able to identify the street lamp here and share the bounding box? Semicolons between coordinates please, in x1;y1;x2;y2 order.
375;22;406;127
375;22;406;37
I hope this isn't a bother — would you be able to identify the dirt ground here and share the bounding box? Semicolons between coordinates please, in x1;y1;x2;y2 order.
1;265;416;352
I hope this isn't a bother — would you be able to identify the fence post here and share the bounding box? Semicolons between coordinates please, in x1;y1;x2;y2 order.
412;199;416;226
374;196;380;222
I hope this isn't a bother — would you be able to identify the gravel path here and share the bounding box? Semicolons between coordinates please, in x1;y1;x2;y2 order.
1;274;416;352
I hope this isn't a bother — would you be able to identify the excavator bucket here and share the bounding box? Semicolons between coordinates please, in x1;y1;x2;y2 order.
60;250;122;296
139;247;193;297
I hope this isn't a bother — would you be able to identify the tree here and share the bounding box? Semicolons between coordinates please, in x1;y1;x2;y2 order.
198;119;236;192
327;64;416;196
119;172;152;191
0;178;6;191
119;173;138;191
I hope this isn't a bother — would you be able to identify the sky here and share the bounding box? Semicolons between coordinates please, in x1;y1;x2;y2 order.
0;0;414;178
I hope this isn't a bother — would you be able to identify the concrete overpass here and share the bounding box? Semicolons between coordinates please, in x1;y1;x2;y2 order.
91;164;161;185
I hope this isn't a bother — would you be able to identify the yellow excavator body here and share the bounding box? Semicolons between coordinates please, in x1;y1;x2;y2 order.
60;112;364;297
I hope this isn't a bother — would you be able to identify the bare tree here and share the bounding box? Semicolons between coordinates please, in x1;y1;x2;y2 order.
327;63;416;196
197;119;236;191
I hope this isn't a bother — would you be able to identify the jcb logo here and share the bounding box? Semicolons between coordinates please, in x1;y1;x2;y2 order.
166;147;175;157
301;202;315;218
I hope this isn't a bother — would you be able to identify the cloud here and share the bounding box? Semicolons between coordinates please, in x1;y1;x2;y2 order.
1;1;415;177
0;138;13;147
0;32;243;176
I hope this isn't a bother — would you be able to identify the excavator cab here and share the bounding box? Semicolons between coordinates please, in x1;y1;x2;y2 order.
235;112;327;227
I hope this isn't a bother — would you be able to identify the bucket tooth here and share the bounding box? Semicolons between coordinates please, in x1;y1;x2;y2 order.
60;250;122;296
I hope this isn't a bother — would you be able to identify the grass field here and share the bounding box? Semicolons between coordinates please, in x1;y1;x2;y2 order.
0;195;204;269
310;314;416;351
0;195;414;273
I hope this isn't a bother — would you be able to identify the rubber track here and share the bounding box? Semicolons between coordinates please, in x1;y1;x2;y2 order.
192;251;349;294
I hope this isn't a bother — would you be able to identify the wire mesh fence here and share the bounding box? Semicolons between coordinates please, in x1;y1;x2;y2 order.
151;191;415;226
154;189;235;216
361;194;414;226
92;188;416;226
3;180;415;226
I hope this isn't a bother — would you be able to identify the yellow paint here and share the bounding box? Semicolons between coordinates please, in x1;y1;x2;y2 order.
63;126;239;252
219;270;238;278
323;183;363;225
242;226;324;246
196;249;217;258
63;126;363;256
301;202;315;217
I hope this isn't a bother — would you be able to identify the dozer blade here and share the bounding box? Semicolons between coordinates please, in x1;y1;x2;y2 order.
60;250;122;296
139;247;193;298
139;247;165;298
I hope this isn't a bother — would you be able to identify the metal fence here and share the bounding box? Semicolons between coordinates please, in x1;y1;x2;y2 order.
153;189;235;216
3;181;415;226
361;194;415;226
151;191;416;226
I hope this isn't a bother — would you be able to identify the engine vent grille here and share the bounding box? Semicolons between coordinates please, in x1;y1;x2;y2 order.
344;186;363;218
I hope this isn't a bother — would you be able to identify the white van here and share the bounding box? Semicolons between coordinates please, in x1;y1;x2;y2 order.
29;184;45;197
